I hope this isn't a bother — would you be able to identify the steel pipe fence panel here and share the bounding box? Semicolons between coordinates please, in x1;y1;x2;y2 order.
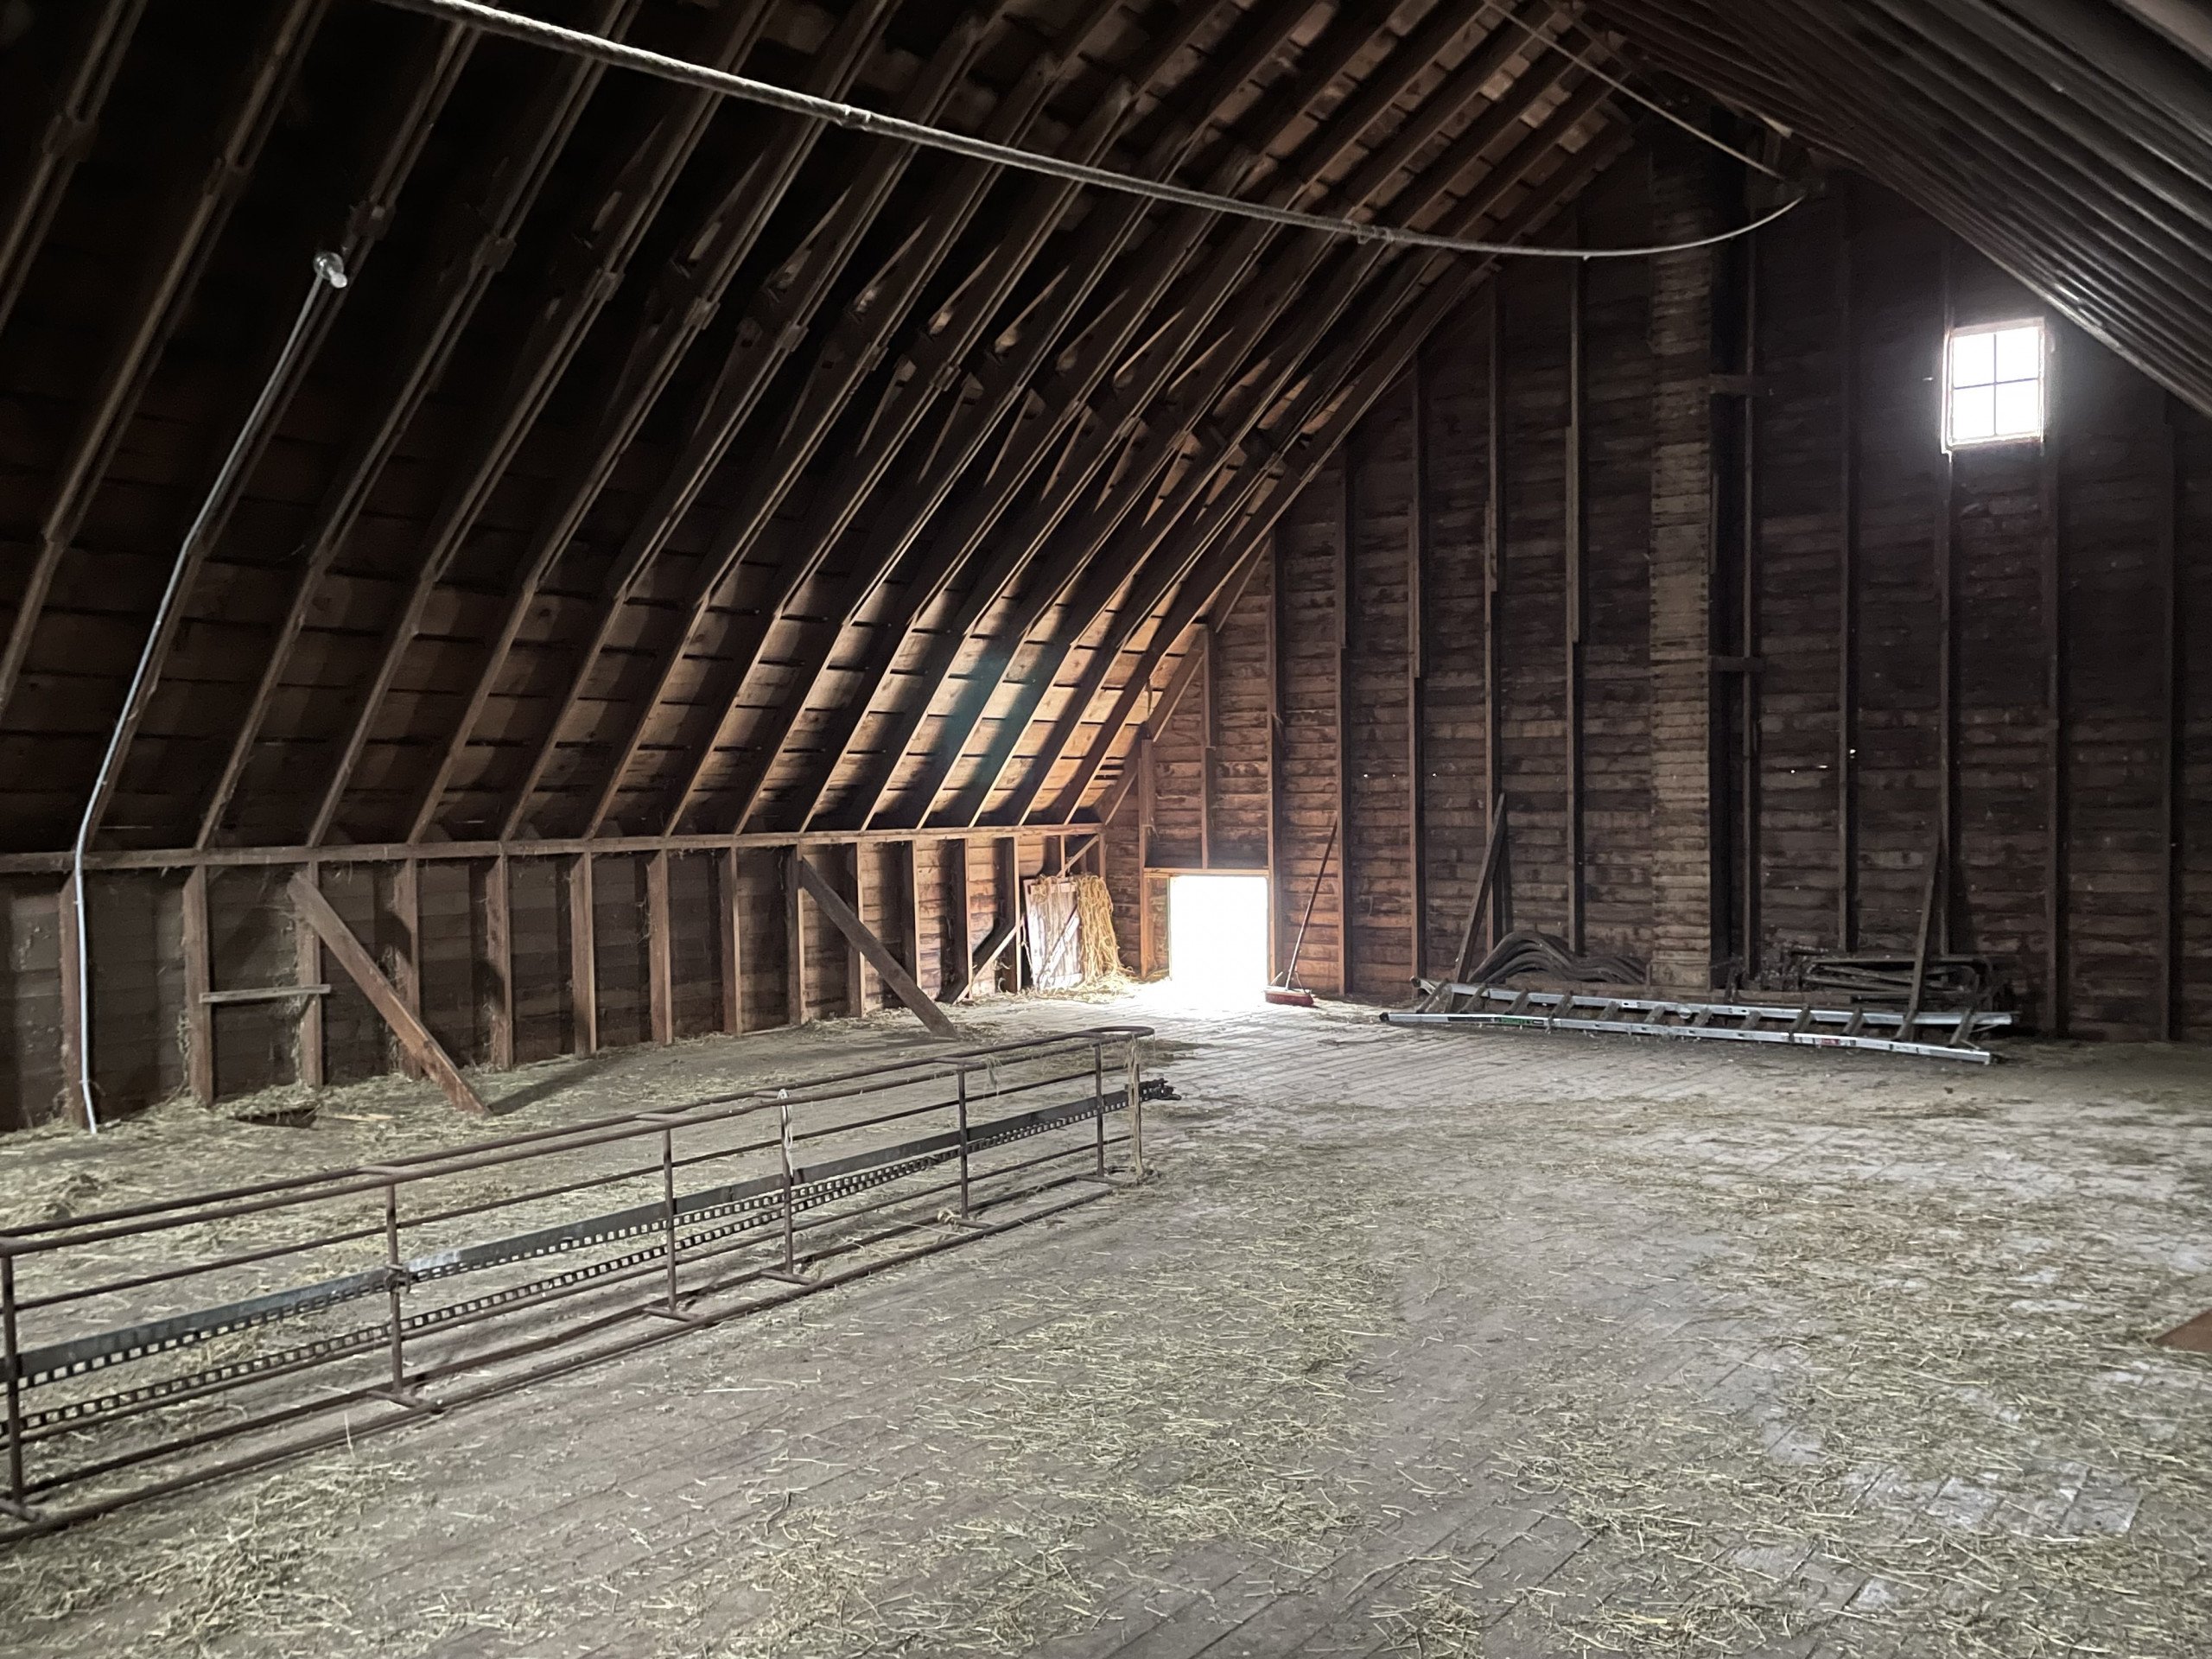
0;1026;1157;1535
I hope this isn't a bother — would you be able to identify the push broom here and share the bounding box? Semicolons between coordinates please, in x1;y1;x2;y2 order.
1266;813;1337;1007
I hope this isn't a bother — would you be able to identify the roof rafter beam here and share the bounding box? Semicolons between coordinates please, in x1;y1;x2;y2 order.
968;86;1608;828
0;0;324;728
636;73;1138;840
558;10;1111;839
0;0;143;342
396;0;901;845
301;0;782;847
77;17;478;849
475;0;931;840
190;0;637;849
825;0;1542;835
546;9;996;838
1048;136;1624;827
613;0;1326;838
899;44;1593;830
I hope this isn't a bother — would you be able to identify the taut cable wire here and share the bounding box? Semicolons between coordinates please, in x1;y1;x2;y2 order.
363;0;1803;258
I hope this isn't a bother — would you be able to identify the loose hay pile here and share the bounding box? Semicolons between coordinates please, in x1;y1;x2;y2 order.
0;1017;2206;1659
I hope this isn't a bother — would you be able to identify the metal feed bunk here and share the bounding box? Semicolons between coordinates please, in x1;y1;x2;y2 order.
0;1026;1161;1536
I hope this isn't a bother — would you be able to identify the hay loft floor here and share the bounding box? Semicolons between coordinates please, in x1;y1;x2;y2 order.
3;992;2209;1658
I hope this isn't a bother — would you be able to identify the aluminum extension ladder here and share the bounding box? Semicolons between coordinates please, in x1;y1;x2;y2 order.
1384;982;2012;1064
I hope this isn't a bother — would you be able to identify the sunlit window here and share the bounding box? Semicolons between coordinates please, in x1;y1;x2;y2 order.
1944;320;2046;448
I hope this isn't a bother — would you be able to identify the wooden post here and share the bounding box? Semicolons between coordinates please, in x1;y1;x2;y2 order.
291;873;485;1115
1935;238;1958;958
794;855;957;1039
1483;283;1505;944
569;851;598;1057
1138;740;1155;978
1564;254;1586;957
1336;440;1354;997
2042;379;2067;1036
901;839;925;995
721;844;745;1033
646;849;675;1045
296;861;325;1089
2158;392;2182;1040
181;867;214;1103
784;845;807;1027
485;855;515;1069
56;876;89;1128
941;836;970;1002
1408;355;1428;981
1737;210;1763;978
391;859;423;1081
846;843;870;1015
1836;182;1859;953
1198;624;1216;871
1266;529;1282;981
997;836;1022;993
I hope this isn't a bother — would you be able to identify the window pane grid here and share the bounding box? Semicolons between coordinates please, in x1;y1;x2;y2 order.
1945;321;2044;448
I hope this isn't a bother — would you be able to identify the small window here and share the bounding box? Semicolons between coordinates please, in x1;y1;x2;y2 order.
1944;319;2046;448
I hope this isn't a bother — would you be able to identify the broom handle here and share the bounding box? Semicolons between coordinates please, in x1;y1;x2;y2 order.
1282;814;1338;988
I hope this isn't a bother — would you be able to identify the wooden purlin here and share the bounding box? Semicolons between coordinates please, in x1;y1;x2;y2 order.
823;2;1536;836
0;0;144;342
192;0;636;849
300;0;779;848
395;0;882;843
943;74;1608;830
870;15;1578;831
769;0;1442;831
753;0;1362;836
0;0;324;730
81;19;480;850
642;21;1146;839
557;12;1001;838
563;11;1096;839
1040;136;1624;828
477;0;936;842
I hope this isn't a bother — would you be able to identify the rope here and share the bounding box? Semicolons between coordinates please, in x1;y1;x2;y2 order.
365;0;1804;259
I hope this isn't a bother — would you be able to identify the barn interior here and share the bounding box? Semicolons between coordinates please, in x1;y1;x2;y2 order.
1;0;2209;1653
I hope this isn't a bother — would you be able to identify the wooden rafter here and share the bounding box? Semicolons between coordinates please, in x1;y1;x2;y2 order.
577;0;1311;841
1042;134;1623;828
747;0;1389;837
901;56;1601;831
0;0;323;729
0;0;144;343
811;2;1529;837
300;0;778;847
476;0;918;840
81;17;478;849
192;0;636;849
644;5;1141;838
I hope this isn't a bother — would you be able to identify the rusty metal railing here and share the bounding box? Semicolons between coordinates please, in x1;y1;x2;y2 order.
0;1024;1155;1536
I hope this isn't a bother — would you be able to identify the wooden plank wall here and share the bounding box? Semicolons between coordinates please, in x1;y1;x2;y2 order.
0;831;1026;1128
13;153;2212;1128
1115;153;2212;1039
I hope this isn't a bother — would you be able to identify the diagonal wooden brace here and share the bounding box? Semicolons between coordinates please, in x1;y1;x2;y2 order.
289;873;486;1115
792;855;959;1039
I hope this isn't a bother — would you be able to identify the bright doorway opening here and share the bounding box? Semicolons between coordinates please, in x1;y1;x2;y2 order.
1166;874;1269;1007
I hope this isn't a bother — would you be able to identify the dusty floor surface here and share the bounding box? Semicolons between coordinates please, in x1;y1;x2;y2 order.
1;988;2208;1657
